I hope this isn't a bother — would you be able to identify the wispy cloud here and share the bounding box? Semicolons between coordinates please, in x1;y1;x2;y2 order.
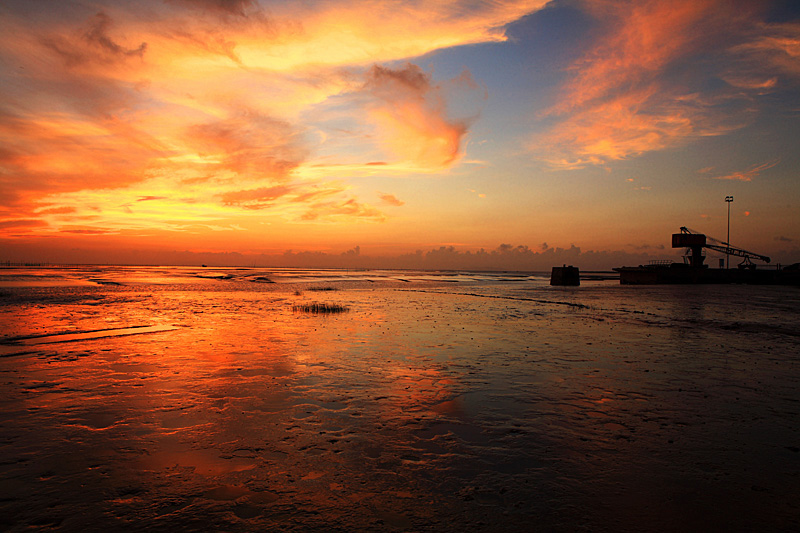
60;226;115;235
729;21;800;80
0;219;48;229
40;11;147;68
301;198;385;222
533;0;782;169
219;185;294;207
711;159;779;182
233;0;550;71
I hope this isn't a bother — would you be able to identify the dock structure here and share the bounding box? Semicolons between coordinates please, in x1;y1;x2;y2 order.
614;227;800;285
550;265;580;286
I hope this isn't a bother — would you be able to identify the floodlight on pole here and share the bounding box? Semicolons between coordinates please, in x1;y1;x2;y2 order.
725;196;734;269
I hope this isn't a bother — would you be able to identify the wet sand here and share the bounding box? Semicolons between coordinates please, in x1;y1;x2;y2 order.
1;267;799;531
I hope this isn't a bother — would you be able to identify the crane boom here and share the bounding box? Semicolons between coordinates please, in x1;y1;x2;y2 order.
703;243;770;263
674;227;770;265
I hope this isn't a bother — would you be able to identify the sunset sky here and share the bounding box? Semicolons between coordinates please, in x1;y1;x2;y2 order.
1;0;799;267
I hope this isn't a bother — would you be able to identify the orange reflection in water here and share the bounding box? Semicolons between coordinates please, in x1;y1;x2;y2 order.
4;274;800;531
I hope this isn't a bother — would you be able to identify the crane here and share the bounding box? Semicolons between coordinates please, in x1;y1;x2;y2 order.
672;227;770;269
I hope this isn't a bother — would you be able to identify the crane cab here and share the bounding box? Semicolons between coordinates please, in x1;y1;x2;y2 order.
673;232;707;267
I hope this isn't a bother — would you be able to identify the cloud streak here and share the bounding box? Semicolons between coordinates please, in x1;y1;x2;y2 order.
533;0;783;168
710;159;779;182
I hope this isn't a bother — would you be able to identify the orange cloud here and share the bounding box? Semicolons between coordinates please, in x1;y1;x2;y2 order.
219;185;294;207
39;11;147;70
730;22;800;79
0;109;167;212
711;160;779;182
0;219;48;230
549;0;721;115
539;87;695;166
533;0;772;168
186;111;307;180
300;198;385;222
0;0;547;242
378;193;404;207
362;64;478;169
234;0;549;71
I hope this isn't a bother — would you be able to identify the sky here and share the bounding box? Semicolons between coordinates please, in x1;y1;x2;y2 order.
1;0;799;268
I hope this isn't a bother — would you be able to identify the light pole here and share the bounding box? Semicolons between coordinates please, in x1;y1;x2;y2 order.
725;195;733;269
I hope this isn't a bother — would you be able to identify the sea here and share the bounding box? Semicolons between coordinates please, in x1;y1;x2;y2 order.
1;266;798;531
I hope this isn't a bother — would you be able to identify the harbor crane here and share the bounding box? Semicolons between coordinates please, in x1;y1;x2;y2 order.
672;227;770;269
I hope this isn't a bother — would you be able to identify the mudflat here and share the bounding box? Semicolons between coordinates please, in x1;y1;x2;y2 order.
1;266;798;531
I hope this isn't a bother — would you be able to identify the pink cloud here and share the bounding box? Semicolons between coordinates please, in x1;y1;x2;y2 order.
301;197;385;222
711;160;779;182
362;64;479;169
219;185;293;206
533;0;777;168
378;193;404;207
186;111;307;181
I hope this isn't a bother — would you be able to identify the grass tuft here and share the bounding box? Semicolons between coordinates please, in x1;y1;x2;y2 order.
292;302;349;314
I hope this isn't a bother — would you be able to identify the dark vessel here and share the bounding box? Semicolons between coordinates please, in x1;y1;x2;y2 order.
550;265;580;286
614;227;800;285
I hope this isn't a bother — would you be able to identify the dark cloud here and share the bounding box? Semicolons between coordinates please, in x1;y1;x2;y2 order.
60;227;114;234
366;64;430;95
85;12;147;58
629;243;665;251
41;11;147;67
0;219;48;229
166;0;257;16
36;207;77;215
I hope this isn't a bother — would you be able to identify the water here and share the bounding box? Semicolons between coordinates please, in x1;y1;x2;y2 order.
1;266;799;531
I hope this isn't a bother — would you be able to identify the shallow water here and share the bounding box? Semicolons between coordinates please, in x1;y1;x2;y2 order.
1;267;799;531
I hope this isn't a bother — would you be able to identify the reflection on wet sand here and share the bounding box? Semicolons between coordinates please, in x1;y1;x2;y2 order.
1;268;799;531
